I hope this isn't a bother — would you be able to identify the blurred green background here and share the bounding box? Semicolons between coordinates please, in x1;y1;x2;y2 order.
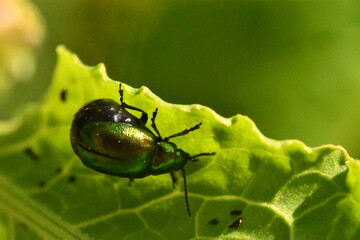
1;0;360;158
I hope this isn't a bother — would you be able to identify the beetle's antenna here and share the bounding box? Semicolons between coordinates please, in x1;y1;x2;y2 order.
189;152;216;161
181;168;192;217
119;84;124;104
151;108;162;139
163;123;202;142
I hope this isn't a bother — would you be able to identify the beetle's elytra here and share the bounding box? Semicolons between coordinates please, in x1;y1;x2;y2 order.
70;83;215;216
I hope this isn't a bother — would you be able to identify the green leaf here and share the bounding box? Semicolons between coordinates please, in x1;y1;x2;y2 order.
0;46;360;239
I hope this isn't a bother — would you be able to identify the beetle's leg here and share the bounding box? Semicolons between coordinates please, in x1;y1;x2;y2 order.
151;108;162;139
128;178;134;187
163;123;202;142
122;103;148;124
170;171;177;188
181;168;192;217
119;84;149;124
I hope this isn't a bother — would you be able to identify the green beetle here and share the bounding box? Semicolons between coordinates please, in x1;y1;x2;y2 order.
70;84;215;216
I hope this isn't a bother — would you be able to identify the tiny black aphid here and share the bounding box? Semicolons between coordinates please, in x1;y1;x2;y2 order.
70;83;215;216
230;210;242;216
55;167;63;175
60;88;68;102
38;180;46;188
208;218;219;225
24;147;39;162
68;175;76;183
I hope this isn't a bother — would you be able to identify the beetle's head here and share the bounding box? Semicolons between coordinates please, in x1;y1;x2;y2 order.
152;140;215;174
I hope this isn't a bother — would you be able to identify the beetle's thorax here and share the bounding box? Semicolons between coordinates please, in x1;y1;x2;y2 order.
150;141;189;175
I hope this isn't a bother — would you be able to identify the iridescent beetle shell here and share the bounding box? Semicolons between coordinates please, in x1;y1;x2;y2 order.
70;84;215;216
70;99;190;178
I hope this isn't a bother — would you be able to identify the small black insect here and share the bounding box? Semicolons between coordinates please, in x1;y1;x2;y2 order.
55;167;63;175
68;175;76;183
60;88;68;102
230;210;242;216
208;219;219;225
38;180;46;188
24;147;39;162
228;217;243;229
